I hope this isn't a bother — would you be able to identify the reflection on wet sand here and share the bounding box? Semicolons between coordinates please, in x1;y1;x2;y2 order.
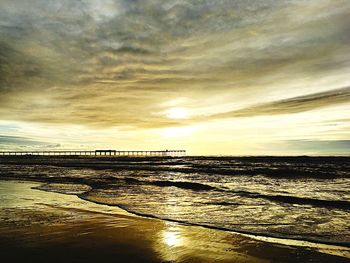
155;222;262;263
0;180;349;263
162;225;183;247
157;224;186;262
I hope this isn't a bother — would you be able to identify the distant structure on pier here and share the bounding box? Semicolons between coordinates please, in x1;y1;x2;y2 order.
0;149;186;157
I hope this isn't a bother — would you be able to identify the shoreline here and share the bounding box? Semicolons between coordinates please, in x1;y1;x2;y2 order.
77;192;350;249
0;180;349;262
1;174;350;249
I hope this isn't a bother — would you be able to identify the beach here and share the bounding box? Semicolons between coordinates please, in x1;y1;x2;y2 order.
1;0;350;261
0;179;349;263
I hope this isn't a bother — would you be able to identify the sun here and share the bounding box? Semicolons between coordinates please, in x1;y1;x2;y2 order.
166;108;189;119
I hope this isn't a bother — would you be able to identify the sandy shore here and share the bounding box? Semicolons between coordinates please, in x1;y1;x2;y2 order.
0;180;349;263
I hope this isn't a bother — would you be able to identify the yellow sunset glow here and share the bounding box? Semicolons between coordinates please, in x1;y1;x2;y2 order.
166;108;189;119
0;0;349;155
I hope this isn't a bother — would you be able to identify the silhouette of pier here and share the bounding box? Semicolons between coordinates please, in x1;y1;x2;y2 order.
0;149;186;157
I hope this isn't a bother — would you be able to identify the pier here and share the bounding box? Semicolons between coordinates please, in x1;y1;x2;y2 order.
0;149;186;157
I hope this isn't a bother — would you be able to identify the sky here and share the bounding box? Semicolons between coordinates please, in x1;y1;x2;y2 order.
0;0;350;155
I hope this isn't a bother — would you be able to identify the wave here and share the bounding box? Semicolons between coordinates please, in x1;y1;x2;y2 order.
121;178;350;210
123;177;216;191
2;156;349;178
151;180;216;190
231;190;350;210
2;170;349;210
39;165;349;178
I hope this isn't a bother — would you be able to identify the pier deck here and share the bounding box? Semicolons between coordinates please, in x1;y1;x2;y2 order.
0;150;186;157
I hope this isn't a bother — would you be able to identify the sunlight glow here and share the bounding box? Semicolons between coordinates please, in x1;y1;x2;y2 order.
162;126;194;137
166;108;189;119
162;225;184;247
155;223;187;262
163;231;179;247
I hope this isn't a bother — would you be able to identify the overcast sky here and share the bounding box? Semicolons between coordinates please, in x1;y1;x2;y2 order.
0;0;350;155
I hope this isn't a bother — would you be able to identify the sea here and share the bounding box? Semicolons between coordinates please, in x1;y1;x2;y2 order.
0;156;349;246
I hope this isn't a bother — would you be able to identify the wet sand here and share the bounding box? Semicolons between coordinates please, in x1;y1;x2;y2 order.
0;180;349;263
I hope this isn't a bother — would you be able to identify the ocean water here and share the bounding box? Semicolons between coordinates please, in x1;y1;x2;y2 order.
0;156;349;246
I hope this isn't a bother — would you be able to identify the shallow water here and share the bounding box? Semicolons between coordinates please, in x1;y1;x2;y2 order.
0;156;349;245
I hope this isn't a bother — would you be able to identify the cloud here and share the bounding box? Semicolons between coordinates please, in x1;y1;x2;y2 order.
0;135;43;145
0;0;349;130
0;135;61;150
209;86;350;119
270;140;350;155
